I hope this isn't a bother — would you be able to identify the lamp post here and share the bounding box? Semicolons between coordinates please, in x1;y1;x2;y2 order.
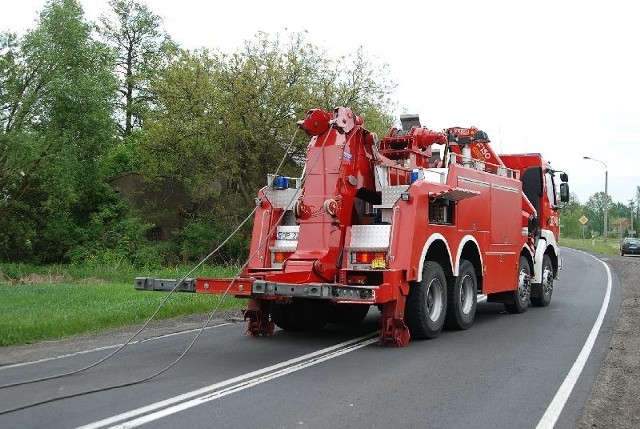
583;156;608;243
630;200;635;237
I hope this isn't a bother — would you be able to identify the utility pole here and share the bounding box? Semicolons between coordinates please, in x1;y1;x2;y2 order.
630;200;635;236
583;156;608;243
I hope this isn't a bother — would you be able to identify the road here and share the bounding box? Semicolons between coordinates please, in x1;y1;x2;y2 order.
0;248;620;429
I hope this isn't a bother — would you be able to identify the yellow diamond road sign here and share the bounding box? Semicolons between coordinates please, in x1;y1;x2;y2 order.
579;215;589;225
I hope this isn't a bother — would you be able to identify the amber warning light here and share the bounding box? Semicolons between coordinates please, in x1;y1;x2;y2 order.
273;252;293;263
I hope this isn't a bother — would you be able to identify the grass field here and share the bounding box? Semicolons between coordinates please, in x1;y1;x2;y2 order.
561;237;621;256
0;264;244;347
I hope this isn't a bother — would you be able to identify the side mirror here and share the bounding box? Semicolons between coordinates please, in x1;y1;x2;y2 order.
560;172;569;183
560;183;570;203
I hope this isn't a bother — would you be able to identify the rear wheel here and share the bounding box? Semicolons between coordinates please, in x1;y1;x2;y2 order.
331;304;370;324
406;261;447;339
446;260;477;330
270;301;296;331
531;255;553;307
287;299;329;331
505;256;531;314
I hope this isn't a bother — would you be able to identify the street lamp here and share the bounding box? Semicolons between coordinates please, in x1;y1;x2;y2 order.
583;156;608;243
630;200;635;237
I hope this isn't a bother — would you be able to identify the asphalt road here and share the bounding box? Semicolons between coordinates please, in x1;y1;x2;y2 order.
0;248;620;429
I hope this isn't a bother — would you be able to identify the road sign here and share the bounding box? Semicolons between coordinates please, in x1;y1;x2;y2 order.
579;215;588;225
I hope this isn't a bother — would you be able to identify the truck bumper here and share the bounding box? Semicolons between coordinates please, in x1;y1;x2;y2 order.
134;277;196;292
196;277;378;304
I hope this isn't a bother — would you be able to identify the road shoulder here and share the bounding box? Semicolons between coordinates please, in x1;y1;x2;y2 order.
578;254;640;429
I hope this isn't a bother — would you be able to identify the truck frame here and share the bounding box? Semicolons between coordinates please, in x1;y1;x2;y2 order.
136;107;569;347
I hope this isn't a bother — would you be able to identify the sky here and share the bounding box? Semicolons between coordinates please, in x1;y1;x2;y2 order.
1;0;639;206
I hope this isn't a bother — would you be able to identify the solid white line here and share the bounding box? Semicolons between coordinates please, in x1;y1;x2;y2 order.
0;323;231;371
111;337;378;429
535;248;612;429
76;333;378;429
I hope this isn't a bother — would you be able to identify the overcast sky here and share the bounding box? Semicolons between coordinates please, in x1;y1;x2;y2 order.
2;0;638;206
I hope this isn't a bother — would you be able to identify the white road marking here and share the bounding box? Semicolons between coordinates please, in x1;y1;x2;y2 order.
77;333;378;429
0;323;231;371
536;248;612;429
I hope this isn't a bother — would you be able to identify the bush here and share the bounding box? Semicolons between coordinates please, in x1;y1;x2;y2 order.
179;215;250;265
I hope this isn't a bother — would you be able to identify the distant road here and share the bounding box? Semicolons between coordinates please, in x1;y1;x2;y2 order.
0;248;619;429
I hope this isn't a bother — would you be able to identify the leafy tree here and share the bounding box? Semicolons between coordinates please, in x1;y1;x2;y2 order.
0;0;119;262
322;46;396;134
584;191;613;238
144;32;395;206
559;193;584;238
98;0;175;137
139;32;396;260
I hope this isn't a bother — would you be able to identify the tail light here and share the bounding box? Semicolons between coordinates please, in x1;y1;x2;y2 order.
352;252;387;269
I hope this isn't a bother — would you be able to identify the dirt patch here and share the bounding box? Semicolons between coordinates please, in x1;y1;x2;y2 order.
578;255;640;429
8;273;71;285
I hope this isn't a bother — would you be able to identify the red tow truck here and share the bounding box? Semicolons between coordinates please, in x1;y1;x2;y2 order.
136;107;569;347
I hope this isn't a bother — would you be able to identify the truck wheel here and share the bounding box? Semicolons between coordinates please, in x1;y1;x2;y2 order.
445;260;477;330
531;255;553;307
288;299;329;331
406;261;447;339
505;256;531;314
270;302;297;331
331;304;370;324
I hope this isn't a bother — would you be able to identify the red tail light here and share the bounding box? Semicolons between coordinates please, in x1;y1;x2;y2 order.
352;252;386;265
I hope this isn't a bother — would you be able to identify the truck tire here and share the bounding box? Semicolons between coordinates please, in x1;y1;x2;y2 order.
445;259;477;330
331;304;370;324
288;299;329;331
406;261;447;339
505;255;531;314
270;302;297;331
531;254;553;307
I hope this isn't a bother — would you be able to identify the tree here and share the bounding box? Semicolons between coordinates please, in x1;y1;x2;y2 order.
98;0;175;138
0;0;119;262
584;191;613;238
139;32;396;260
143;32;396;207
559;193;584;238
323;46;396;134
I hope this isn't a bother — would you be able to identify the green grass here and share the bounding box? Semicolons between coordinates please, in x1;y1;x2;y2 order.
0;264;245;347
0;262;235;285
561;237;621;255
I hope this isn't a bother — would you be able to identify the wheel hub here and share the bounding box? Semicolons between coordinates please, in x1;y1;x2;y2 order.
518;269;531;301
542;266;553;296
460;275;474;314
427;278;444;321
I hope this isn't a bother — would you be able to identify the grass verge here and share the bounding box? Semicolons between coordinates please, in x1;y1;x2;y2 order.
0;264;245;347
561;237;621;255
